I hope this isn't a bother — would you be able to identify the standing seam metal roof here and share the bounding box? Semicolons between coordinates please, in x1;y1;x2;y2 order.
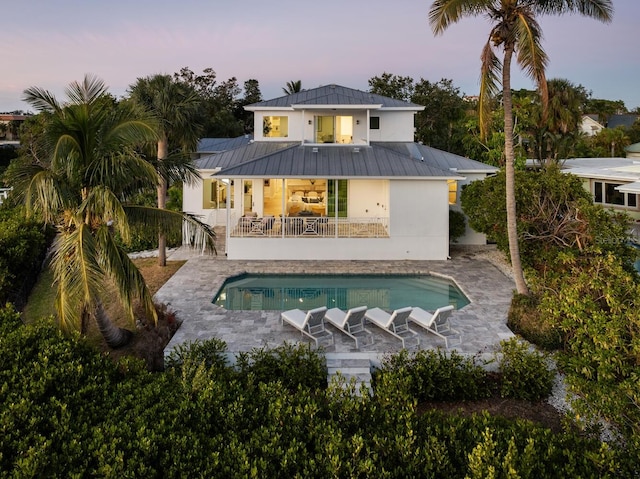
211;143;463;179
374;142;498;173
245;84;423;109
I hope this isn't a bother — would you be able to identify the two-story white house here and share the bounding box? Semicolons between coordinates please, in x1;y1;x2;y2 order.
183;84;496;260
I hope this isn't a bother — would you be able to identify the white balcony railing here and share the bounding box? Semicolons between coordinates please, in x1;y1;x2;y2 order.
0;187;12;205
230;214;389;239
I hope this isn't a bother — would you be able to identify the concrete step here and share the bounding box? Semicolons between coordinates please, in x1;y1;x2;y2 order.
325;354;373;393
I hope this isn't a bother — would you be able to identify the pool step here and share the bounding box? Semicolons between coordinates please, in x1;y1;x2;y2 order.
326;354;373;394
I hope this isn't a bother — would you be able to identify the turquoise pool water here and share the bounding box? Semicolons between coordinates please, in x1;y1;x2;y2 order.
213;274;470;311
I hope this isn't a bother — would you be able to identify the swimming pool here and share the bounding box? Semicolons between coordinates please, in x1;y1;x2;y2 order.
213;274;470;311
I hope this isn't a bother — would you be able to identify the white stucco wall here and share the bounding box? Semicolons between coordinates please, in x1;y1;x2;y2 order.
348;180;388;217
253;109;415;143
368;111;416;142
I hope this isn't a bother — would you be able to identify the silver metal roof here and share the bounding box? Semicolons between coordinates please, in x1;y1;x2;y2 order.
197;135;253;153
374;142;498;174
212;143;462;179
245;84;424;110
196;141;299;170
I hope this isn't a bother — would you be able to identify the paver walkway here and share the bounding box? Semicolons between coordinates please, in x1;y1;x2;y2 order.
156;243;516;385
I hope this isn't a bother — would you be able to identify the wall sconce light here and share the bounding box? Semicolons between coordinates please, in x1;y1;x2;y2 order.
308;120;312;125
356;120;360;125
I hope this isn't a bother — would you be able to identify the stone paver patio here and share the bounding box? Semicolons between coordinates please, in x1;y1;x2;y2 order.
157;245;516;363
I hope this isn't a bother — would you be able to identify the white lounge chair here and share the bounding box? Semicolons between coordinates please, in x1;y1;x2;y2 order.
281;306;331;347
408;305;457;347
364;306;419;349
324;306;372;349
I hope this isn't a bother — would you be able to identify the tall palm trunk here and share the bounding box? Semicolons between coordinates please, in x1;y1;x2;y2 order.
94;299;133;348
157;135;168;267
503;45;529;295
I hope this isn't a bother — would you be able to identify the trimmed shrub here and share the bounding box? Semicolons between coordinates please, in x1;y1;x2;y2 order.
449;209;466;243
235;342;328;391
497;338;554;401
372;349;492;402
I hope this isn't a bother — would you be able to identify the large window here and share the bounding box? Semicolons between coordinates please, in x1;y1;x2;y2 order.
315;116;353;143
263;116;288;138
594;181;636;208
203;179;234;209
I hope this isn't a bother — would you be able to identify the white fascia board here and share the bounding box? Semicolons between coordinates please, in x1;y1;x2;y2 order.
291;104;383;110
383;106;426;111
615;182;640;193
455;168;498;174
244;106;295;112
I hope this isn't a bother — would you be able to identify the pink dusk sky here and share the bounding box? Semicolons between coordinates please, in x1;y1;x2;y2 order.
3;0;638;113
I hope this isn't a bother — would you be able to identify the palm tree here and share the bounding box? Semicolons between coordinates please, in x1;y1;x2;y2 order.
429;0;613;296
8;75;214;347
532;78;589;165
128;74;203;266
282;80;302;95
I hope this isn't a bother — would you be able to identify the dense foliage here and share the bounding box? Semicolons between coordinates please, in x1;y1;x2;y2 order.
0;207;50;308
1;316;632;478
461;167;635;271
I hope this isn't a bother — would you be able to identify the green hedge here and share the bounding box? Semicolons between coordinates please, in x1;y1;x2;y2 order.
0;311;634;478
0;207;51;309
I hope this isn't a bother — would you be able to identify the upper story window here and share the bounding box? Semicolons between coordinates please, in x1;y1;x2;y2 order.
263;116;288;137
370;116;380;130
594;181;637;208
315;116;353;143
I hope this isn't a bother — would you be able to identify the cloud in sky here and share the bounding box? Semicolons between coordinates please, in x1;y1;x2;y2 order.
2;0;638;112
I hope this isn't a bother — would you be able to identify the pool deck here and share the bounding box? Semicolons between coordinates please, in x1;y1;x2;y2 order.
156;245;516;361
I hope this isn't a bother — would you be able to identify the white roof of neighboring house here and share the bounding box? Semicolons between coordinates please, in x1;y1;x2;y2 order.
562;157;640;182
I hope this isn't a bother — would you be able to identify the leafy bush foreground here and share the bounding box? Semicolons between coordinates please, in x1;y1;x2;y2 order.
0;306;635;478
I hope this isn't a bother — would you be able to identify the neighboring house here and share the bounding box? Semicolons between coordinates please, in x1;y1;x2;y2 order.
625;142;640;159
561;158;640;221
183;84;497;260
606;114;639;130
0;114;28;141
579;114;604;137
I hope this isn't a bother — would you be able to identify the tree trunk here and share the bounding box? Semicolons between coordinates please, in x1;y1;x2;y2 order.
503;46;530;296
94;299;133;348
157;136;168;267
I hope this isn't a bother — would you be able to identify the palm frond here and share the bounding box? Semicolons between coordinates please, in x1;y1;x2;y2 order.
87;150;158;194
96;225;157;326
535;0;613;21
52;223;104;332
478;39;501;140
65;74;108;105
428;0;491;35
25;169;75;224
22;86;63;113
79;185;131;241
124;205;216;254
182;212;217;254
154;151;201;186
514;12;548;120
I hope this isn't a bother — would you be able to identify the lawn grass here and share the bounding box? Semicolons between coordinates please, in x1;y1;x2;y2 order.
22;268;56;324
22;258;185;347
